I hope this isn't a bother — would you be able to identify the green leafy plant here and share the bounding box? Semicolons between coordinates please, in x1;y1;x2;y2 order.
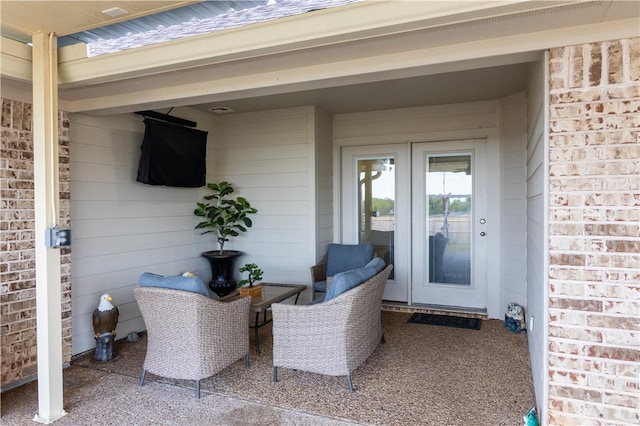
238;263;263;287
194;181;258;253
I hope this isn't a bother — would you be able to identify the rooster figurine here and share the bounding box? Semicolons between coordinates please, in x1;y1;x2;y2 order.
93;293;119;361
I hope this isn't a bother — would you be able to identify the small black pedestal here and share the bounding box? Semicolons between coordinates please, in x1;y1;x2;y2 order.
94;332;115;362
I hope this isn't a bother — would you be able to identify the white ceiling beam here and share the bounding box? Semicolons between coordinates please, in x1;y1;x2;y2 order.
0;36;32;82
62;16;639;114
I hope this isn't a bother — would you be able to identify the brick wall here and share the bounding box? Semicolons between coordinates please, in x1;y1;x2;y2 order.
548;39;640;425
0;98;72;389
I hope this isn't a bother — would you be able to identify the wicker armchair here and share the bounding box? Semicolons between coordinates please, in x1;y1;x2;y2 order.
272;265;393;392
133;287;251;398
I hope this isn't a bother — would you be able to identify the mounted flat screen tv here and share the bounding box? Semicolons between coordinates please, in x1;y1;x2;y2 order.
136;118;208;188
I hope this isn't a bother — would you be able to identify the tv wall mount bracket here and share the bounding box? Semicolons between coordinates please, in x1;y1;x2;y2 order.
134;109;197;128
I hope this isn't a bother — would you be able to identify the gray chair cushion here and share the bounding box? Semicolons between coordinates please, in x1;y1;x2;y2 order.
365;257;386;273
324;266;377;302
325;243;374;277
139;272;210;297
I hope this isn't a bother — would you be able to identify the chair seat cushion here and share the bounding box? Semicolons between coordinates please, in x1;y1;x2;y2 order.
139;272;210;297
324;266;377;302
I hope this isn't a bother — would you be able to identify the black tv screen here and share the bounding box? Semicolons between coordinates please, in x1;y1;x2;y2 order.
136;118;208;188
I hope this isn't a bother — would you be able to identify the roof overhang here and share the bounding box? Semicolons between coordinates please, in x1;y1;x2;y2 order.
2;0;639;114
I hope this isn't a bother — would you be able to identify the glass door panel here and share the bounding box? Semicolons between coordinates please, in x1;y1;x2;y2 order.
357;158;395;279
427;154;472;285
342;145;409;302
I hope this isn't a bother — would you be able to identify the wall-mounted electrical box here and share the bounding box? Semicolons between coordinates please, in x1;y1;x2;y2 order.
45;227;72;248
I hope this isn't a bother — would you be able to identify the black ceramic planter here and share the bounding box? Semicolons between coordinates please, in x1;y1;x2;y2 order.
201;250;242;297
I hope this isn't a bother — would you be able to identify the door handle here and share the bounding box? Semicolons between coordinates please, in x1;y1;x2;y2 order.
480;232;486;236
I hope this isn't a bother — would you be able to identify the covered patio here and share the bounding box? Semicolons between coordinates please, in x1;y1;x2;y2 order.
2;311;534;425
2;1;639;425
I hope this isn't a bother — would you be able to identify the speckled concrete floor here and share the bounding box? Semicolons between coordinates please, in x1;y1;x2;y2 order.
1;311;535;425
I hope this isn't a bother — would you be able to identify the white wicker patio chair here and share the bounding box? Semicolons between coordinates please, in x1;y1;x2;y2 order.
133;286;251;398
272;265;393;392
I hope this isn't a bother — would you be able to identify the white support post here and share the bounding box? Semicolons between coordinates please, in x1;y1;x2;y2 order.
31;31;67;424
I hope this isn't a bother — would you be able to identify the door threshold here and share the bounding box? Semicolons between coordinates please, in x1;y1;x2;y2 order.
382;301;487;319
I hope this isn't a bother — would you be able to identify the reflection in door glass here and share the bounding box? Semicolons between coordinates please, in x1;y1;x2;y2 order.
357;158;394;279
426;154;472;285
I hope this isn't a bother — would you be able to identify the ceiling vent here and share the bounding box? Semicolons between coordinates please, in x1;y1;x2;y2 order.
208;106;235;114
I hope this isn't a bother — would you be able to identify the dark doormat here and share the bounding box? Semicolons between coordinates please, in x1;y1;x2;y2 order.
408;313;481;330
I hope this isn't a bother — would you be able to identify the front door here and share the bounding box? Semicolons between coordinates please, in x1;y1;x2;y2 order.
342;139;488;309
411;140;487;309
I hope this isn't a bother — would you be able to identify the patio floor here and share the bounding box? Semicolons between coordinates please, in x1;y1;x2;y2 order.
1;311;536;425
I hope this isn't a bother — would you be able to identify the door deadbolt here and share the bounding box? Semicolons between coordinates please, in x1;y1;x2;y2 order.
479;218;486;224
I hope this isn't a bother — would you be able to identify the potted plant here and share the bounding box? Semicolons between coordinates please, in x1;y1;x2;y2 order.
238;263;264;297
194;181;258;296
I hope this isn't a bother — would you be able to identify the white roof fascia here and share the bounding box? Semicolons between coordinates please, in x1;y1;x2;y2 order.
58;43;89;63
0;36;32;83
57;0;579;87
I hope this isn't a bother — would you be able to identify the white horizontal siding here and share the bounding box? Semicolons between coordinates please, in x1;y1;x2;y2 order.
526;161;545;199
71;215;195;240
71;230;200;258
71;182;202;201
500;92;527;314
338;110;497;133
221;144;308;161
334;101;499;145
69;108;217;355
525;58;548;418
218;173;309;188
526;195;545;260
213;107;315;299
315;108;334;263
71;200;194;220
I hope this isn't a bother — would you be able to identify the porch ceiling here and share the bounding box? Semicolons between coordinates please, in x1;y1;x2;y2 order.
186;61;532;115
